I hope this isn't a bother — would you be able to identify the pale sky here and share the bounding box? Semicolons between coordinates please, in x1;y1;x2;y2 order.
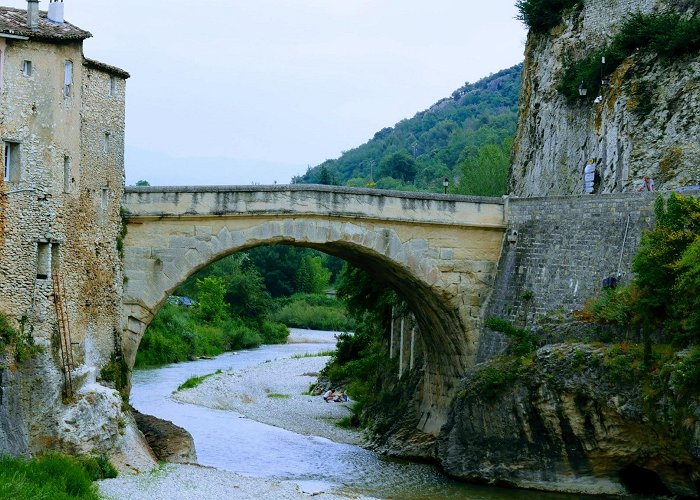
4;1;527;185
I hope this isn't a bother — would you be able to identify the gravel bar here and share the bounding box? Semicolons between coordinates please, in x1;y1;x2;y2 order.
172;354;362;445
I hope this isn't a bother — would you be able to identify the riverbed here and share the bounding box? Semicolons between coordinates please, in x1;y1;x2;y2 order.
101;329;576;499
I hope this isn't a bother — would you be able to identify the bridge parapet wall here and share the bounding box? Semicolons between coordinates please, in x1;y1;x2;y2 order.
122;185;505;228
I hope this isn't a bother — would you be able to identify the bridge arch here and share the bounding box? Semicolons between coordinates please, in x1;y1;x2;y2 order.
121;185;506;433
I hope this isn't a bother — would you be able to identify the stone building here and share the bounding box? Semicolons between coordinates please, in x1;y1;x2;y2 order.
0;1;141;460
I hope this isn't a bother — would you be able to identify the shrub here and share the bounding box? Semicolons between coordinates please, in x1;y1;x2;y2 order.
484;317;538;356
76;455;118;480
463;355;533;397
99;353;129;394
260;320;289;344
271;295;355;331
516;0;583;34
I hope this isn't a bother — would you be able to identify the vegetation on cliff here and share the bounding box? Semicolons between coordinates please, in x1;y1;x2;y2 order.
0;312;40;364
558;12;700;102
515;0;582;34
294;65;520;196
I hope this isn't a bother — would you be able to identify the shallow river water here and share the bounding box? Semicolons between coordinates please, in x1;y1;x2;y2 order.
131;329;575;499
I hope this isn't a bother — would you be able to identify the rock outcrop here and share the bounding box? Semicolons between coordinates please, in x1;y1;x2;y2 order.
510;0;700;196
133;411;197;464
438;344;700;496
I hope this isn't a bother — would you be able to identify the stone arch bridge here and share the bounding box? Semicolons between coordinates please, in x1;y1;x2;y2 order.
121;185;506;433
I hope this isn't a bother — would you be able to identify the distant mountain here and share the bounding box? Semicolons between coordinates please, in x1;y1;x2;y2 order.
293;64;522;194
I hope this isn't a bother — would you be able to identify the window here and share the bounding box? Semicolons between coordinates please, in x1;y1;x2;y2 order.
64;60;73;97
23;60;32;77
3;141;20;182
109;76;116;96
103;132;111;154
36;242;50;279
101;187;109;210
63;156;71;193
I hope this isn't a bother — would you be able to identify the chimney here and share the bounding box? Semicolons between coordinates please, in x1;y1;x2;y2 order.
27;0;39;30
48;0;65;24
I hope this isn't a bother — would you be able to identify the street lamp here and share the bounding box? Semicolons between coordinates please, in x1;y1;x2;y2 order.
443;177;449;194
578;81;588;97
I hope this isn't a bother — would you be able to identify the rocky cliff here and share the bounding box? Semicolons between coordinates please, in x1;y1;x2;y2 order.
510;0;700;196
438;344;700;496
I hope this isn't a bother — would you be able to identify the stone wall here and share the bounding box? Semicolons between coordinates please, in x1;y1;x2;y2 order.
477;192;660;361
510;0;700;197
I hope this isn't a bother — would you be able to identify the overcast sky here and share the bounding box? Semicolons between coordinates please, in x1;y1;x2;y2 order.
5;0;527;185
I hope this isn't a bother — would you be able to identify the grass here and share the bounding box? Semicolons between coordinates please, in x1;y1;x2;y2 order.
335;415;358;429
266;393;290;399
271;294;355;331
291;350;335;359
175;369;222;392
0;453;117;500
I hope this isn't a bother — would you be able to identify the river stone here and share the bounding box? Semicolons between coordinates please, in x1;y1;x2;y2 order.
133;410;197;464
438;344;700;497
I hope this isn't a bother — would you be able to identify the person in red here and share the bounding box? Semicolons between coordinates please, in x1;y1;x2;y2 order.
638;176;654;192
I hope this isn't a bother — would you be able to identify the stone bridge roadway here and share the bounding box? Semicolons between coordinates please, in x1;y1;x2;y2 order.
121;185;506;434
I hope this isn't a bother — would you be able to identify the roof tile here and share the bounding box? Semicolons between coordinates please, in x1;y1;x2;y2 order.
0;6;91;42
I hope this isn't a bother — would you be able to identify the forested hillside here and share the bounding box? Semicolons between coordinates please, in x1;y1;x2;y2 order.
294;64;521;196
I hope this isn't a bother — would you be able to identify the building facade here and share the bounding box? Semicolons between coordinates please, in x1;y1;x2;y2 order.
0;1;134;458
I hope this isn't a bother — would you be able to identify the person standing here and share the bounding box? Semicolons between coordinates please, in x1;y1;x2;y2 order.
584;159;596;194
638;176;655;192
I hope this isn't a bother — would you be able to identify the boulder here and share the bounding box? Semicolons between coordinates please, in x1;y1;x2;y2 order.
133;410;197;464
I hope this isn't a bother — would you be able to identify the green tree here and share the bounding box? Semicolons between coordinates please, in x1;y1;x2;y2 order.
457;138;512;197
295;254;331;294
135;180;150;186
673;239;700;339
632;194;700;342
223;257;272;322
318;165;334;185
193;276;228;325
379;150;417;183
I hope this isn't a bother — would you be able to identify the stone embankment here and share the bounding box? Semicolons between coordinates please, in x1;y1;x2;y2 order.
438;344;700;496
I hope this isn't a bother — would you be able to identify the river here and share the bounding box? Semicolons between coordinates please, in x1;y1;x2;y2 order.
130;329;574;499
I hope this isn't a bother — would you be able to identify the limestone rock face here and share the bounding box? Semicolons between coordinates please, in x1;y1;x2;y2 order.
0;366;29;456
511;0;700;196
438;344;700;496
133;410;197;464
